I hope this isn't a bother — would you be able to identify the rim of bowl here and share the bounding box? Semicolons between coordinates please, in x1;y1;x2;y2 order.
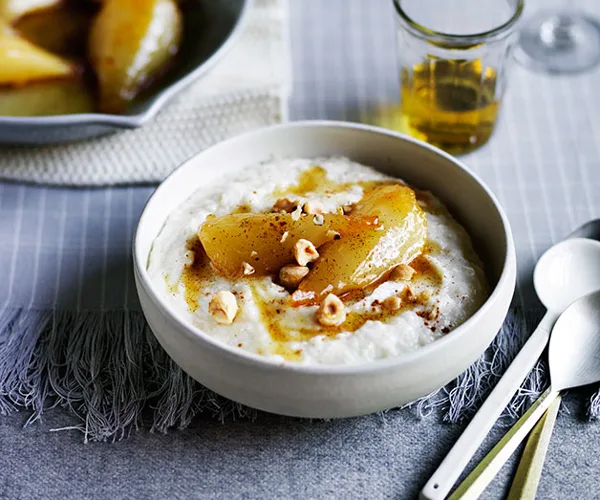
393;0;524;45
134;120;516;376
0;0;252;128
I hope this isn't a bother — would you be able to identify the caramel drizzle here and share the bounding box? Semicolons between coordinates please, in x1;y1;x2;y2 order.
176;166;443;360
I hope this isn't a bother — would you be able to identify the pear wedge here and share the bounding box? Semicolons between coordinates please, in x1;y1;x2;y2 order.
293;184;427;305
0;79;94;116
0;26;74;86
199;212;380;278
14;5;93;56
88;0;183;113
0;0;61;22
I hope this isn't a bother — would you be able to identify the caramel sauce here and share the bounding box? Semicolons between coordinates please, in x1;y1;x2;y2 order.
409;255;443;287
287;165;329;194
424;239;442;255
251;249;443;360
232;204;252;214
179;167;445;361
275;165;398;199
181;250;441;361
181;237;214;313
257;297;416;344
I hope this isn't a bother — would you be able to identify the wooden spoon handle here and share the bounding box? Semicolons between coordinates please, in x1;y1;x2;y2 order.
447;387;559;499
507;394;561;500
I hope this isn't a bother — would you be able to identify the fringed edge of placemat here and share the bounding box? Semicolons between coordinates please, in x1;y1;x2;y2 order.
0;308;256;442
0;306;597;442
403;309;550;424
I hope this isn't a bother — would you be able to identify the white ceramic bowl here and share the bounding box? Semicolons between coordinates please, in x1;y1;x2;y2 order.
133;121;516;418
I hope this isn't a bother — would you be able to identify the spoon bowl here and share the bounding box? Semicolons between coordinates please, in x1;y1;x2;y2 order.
445;288;600;500
568;218;600;241
549;289;600;392
534;238;600;313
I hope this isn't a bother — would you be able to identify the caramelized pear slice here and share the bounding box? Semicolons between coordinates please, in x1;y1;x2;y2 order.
293;184;427;305
88;0;183;113
0;79;94;116
199;213;379;278
0;26;74;86
0;0;61;22
14;6;93;56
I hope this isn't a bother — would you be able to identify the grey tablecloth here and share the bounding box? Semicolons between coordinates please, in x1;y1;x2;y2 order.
2;0;600;498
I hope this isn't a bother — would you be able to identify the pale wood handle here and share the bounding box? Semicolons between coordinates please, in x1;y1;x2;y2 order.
507;395;561;500
420;312;556;500
447;387;559;499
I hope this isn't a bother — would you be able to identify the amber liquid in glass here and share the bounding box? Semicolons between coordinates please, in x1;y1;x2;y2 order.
400;59;500;154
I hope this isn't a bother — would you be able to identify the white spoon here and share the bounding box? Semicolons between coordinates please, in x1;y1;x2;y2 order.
420;237;600;500
448;289;600;498
507;219;600;499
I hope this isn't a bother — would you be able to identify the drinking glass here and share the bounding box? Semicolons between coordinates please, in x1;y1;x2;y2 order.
393;0;524;155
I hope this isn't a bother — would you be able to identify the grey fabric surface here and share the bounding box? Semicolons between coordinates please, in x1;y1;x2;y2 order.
2;0;600;498
1;393;599;500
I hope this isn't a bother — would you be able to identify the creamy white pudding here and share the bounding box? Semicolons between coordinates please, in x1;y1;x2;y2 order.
148;157;488;365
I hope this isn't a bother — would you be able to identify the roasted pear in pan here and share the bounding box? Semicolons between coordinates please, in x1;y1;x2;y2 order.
88;0;183;113
0;25;74;86
0;0;61;22
14;5;94;56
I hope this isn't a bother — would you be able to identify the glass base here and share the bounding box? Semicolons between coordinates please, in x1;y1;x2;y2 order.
515;11;600;74
364;104;495;156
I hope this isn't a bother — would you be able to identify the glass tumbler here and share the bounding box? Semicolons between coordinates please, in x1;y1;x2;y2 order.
393;0;524;155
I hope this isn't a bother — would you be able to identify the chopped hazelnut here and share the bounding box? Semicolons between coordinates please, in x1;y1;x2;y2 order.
183;250;195;266
280;231;289;243
294;239;319;266
241;262;255;276
209;291;238;324
390;264;415;281
382;296;402;311
279;264;309;288
418;290;432;303
316;294;346;326
342;204;354;214
326;229;341;240
250;250;258;257
401;286;417;304
313;213;324;226
303;200;325;214
291;206;302;221
272;198;297;213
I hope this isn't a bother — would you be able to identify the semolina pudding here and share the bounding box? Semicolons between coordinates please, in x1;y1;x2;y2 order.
148;157;488;365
